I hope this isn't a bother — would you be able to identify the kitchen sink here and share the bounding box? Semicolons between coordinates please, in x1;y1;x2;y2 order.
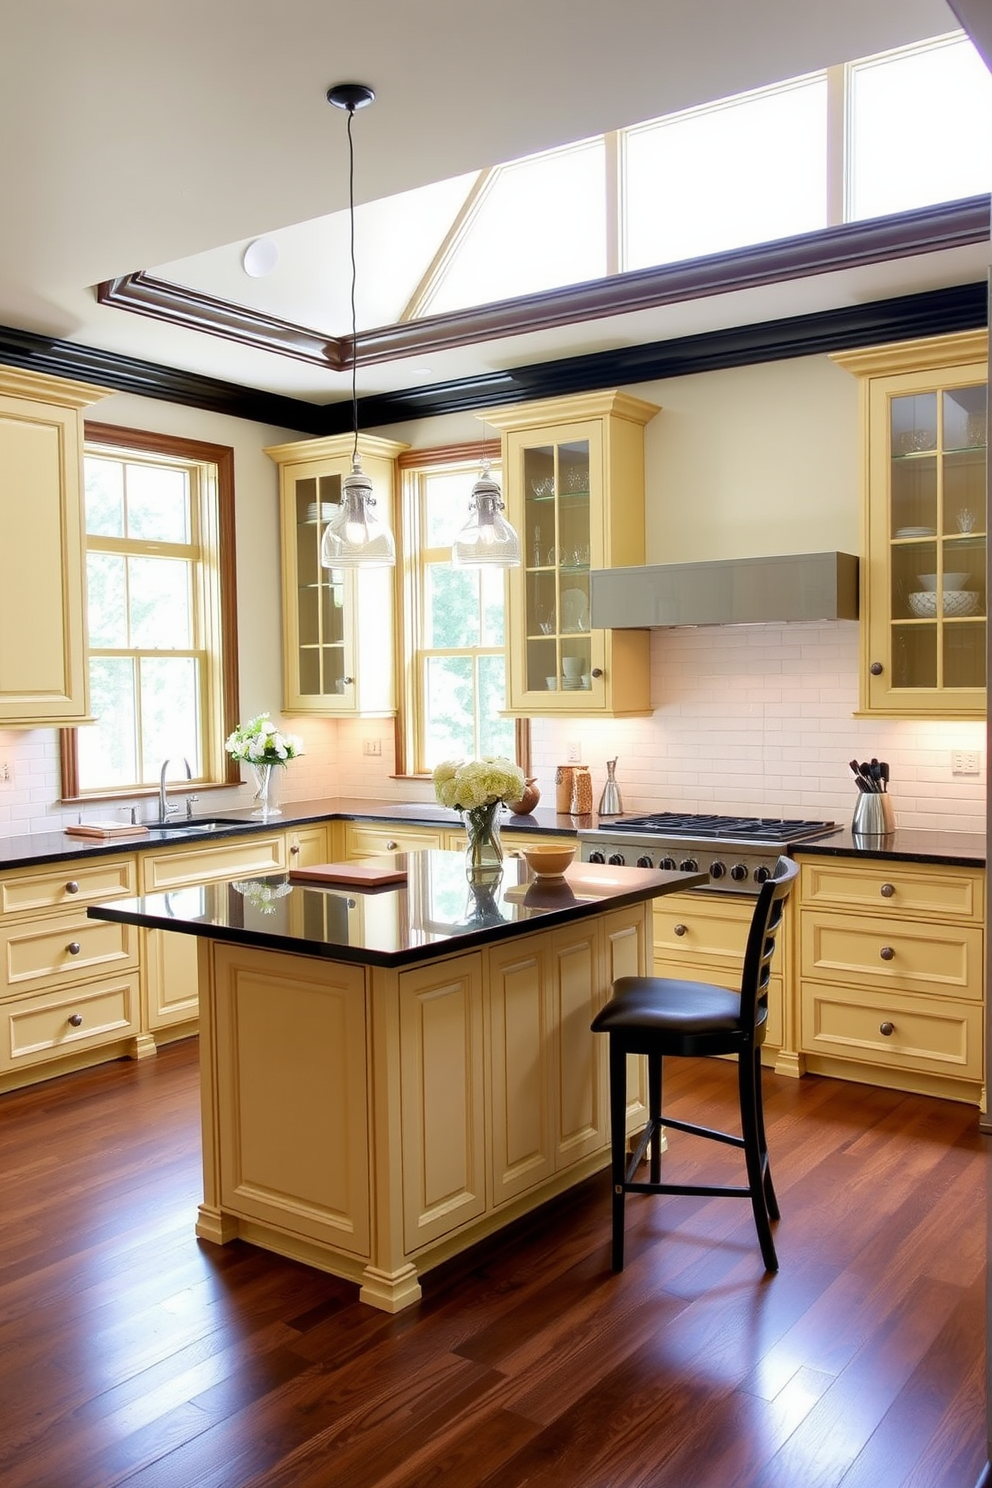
149;818;256;834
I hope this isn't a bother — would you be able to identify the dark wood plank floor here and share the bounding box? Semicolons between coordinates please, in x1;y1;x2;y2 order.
1;1038;986;1488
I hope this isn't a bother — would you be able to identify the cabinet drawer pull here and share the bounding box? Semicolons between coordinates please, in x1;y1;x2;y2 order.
879;1021;895;1036
879;945;894;961
673;923;687;936
67;941;81;956
385;840;399;851
880;882;895;898
65;880;79;894
68;1013;83;1027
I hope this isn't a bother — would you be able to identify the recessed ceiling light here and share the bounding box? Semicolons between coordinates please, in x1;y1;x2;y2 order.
242;238;279;278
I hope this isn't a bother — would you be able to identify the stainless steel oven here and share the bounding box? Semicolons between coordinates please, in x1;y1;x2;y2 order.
578;812;841;894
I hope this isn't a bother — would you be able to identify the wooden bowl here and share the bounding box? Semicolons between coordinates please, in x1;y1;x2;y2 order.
521;844;576;879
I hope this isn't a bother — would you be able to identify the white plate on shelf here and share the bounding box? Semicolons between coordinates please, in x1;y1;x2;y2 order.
561;589;589;632
895;526;937;538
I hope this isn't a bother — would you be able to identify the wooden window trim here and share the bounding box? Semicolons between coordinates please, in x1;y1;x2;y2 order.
60;423;240;800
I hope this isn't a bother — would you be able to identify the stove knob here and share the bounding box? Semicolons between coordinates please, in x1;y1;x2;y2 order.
660;856;677;871
709;860;726;880
679;857;698;873
753;864;771;884
587;850;606;864
608;852;626;866
636;855;654;868
730;863;749;882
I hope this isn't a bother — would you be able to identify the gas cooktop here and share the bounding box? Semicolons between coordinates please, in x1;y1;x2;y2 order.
606;813;838;844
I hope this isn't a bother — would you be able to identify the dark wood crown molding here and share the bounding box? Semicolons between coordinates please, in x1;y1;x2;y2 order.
96;196;990;374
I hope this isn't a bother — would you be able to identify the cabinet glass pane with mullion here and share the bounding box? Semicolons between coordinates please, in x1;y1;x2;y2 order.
294;472;346;698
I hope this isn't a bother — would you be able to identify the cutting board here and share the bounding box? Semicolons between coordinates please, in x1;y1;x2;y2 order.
288;861;408;888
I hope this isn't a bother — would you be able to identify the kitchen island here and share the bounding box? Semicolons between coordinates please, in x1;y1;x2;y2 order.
90;849;704;1310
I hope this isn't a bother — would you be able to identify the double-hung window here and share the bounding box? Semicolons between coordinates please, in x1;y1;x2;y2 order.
61;425;238;798
399;449;523;775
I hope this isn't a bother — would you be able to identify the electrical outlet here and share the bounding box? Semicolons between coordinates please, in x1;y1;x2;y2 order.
566;741;582;763
0;757;11;784
363;738;382;757
951;750;981;775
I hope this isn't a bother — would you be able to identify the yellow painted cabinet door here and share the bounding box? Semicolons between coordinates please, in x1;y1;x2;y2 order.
482;391;658;718
398;953;487;1252
212;944;371;1257
833;332;987;718
0;371;109;725
487;934;556;1205
264;433;407;717
549;920;608;1169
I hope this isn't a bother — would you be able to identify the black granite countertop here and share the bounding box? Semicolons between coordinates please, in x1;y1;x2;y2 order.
88;850;705;969
788;825;985;868
0;797;984;871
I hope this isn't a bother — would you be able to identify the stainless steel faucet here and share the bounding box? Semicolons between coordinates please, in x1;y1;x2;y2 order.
159;757;192;822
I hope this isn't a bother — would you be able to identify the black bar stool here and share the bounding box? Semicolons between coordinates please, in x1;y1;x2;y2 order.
591;855;799;1273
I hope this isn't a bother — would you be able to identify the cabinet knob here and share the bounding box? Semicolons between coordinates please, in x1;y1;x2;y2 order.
341;676;354;686
591;668;603;679
65;880;79;894
879;945;894;961
879;1021;895;1036
385;840;399;851
68;1013;83;1027
290;845;300;855
67;941;81;956
880;882;895;898
870;661;884;676
673;923;687;936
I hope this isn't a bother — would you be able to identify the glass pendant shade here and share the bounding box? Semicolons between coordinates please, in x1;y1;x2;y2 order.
451;464;521;568
320;457;396;567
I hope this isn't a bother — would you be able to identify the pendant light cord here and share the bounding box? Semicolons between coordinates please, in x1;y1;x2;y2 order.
346;104;359;466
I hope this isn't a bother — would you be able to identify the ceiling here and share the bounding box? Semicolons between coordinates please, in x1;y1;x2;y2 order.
1;0;988;415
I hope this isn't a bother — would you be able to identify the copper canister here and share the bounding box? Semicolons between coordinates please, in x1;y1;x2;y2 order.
555;765;574;814
570;765;593;815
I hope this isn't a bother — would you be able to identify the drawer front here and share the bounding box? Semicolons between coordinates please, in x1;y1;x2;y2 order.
1;913;137;996
798;859;983;923
0;856;137;918
801;912;983;1001
0;974;140;1071
801;982;983;1081
141;834;286;892
653;893;759;972
346;824;444;858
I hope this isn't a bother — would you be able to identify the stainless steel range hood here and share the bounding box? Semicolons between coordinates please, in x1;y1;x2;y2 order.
590;552;859;628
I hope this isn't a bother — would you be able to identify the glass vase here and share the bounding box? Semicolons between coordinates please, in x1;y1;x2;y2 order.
250;762;283;819
462;802;503;884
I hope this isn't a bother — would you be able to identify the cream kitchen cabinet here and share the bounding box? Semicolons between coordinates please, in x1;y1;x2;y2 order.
0;366;110;725
796;855;985;1105
140;831;286;1035
264;433;408;717
481;391;659;718
650;890;790;1064
0;854;141;1091
487;902;648;1208
832;331;988;718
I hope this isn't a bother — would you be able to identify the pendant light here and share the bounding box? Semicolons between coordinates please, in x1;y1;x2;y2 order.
451;454;521;569
321;82;395;568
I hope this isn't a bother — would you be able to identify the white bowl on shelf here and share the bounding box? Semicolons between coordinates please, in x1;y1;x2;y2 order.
908;590;980;618
916;573;968;591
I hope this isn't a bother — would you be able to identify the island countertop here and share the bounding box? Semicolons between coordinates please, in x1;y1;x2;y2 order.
88;849;707;969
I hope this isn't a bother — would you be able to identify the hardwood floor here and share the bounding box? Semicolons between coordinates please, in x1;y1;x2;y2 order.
0;1038;986;1488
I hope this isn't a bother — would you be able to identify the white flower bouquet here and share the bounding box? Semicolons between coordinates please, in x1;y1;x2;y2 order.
432;756;525;813
225;714;304;765
433;757;525;881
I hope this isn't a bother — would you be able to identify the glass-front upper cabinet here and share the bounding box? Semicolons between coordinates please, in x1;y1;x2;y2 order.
482;391;660;718
264;433;408;716
834;332;988;718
